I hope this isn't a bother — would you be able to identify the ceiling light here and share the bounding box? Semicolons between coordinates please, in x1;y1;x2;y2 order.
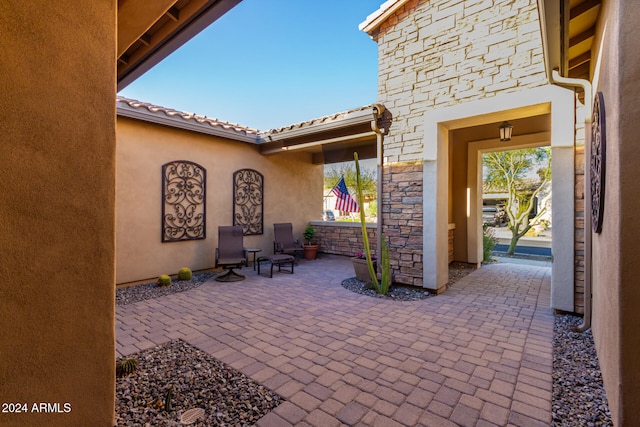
499;121;513;142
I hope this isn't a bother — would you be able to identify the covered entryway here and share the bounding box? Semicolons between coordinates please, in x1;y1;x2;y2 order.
422;85;576;311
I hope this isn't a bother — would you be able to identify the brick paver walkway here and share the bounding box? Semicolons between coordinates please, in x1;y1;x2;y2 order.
117;255;553;426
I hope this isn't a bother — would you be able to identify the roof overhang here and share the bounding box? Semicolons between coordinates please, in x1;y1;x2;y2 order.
359;0;408;36
117;0;242;91
259;105;385;164
117;98;387;164
538;0;602;82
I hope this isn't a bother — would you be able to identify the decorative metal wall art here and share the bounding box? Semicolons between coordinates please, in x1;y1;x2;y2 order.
162;161;206;242
591;92;606;234
233;169;264;235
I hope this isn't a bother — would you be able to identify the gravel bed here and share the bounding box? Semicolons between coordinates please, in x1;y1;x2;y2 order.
116;272;217;306
341;277;433;300
341;262;476;300
553;314;612;426
115;340;282;426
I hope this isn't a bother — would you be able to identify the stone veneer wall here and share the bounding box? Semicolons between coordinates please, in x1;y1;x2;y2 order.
574;98;586;314
383;162;424;286
313;220;455;276
370;0;548;287
312;222;377;257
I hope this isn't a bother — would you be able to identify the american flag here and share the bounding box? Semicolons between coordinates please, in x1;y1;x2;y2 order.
331;177;359;213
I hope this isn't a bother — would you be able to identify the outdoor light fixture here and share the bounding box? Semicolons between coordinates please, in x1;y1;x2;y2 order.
499;121;513;142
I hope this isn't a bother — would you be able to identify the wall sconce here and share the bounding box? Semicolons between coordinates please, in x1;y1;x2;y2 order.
499;121;513;141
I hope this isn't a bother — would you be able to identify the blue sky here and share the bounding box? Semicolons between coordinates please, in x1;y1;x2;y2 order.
118;0;382;131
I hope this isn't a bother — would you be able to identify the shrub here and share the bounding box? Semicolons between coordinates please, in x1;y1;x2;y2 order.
482;225;497;263
177;267;192;281
158;274;172;287
303;226;316;245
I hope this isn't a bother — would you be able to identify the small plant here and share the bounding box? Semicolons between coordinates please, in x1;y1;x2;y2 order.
177;267;192;281
164;388;172;412
116;357;138;377
303;225;316;245
482;225;497;263
157;274;172;287
379;233;391;295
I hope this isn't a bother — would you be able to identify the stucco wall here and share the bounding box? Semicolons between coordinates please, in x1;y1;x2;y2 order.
0;2;116;426
590;0;640;423
116;118;322;283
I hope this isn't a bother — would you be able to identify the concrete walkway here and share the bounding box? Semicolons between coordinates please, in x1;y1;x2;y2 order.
116;255;553;426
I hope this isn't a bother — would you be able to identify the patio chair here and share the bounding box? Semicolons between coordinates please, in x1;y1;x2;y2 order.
215;226;248;282
273;223;304;258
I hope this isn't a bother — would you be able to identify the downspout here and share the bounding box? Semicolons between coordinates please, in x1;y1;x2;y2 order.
550;69;593;332
371;104;386;266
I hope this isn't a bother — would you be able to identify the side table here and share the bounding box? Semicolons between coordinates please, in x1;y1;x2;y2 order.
245;248;262;270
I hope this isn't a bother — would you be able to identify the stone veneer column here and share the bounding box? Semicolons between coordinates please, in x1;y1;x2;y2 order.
372;0;548;288
382;162;424;286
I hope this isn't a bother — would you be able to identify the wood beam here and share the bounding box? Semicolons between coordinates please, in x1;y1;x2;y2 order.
569;62;590;80
166;6;179;22
570;0;600;20
117;0;178;57
139;33;151;46
569;51;591;69
569;26;595;47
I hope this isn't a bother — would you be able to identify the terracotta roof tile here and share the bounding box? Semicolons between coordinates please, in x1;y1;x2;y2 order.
262;105;379;136
117;97;380;143
116;97;260;137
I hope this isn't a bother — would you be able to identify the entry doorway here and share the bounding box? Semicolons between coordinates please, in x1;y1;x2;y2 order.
423;85;576;312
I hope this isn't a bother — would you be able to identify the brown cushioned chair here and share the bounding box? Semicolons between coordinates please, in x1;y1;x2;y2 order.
215;226;248;282
273;223;303;258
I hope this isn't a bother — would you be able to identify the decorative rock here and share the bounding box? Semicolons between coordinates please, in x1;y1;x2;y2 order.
116;272;216;306
115;340;282;425
552;314;612;426
180;408;204;425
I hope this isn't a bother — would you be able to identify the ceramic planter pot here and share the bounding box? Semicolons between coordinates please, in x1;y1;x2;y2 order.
351;257;377;282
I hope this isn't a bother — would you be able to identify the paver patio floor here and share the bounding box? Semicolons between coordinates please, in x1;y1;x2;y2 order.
116;255;553;426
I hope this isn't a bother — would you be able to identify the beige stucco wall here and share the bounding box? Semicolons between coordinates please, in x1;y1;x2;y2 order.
116;118;322;283
590;0;640;424
0;2;116;426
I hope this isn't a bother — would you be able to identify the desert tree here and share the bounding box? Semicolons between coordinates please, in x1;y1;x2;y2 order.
483;147;551;254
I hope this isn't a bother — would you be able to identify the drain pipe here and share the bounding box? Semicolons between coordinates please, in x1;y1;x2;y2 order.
550;69;593;332
371;104;386;268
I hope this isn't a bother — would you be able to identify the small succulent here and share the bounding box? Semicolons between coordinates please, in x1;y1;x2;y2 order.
157;275;172;287
177;267;192;281
116;357;138;377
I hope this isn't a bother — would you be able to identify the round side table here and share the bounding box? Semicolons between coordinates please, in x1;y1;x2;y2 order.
245;248;262;270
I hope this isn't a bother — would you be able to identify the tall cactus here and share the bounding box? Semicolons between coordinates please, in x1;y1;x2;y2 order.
354;152;391;295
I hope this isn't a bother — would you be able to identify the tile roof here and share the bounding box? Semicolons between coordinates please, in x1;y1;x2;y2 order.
117;97;381;144
263;105;381;136
116;97;260;141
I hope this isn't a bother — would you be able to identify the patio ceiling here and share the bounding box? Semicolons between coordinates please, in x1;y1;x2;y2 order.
539;0;602;82
117;0;241;91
